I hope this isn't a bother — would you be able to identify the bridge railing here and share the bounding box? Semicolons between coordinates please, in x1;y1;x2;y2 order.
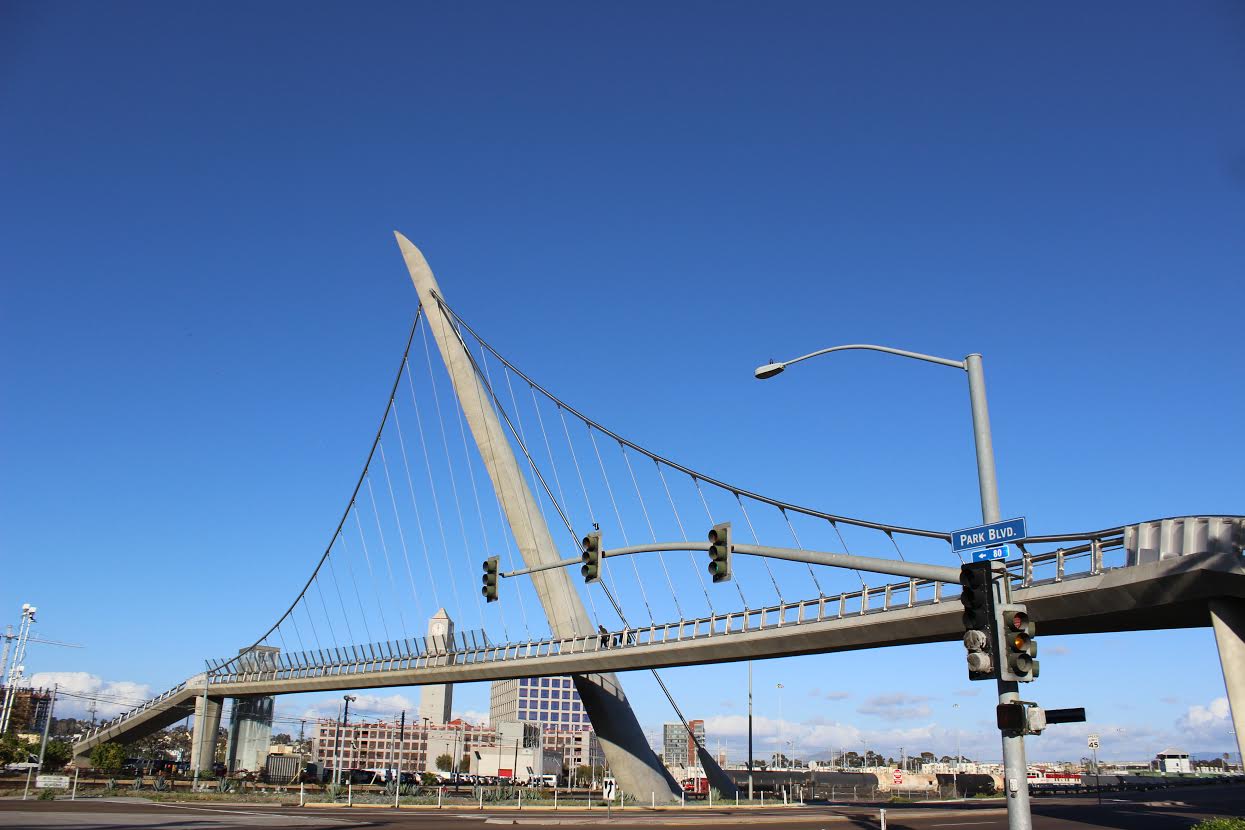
81;532;1177;734
199;541;1137;687
80;679;189;744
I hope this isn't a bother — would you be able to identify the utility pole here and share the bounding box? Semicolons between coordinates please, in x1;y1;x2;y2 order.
37;685;57;769
338;695;355;786
395;710;406;806
747;661;753;801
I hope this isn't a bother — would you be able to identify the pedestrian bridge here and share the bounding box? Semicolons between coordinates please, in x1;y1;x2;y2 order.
75;515;1244;759
67;235;1245;794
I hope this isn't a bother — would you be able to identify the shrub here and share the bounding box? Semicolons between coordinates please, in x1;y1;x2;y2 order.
37;788;56;801
1191;819;1245;830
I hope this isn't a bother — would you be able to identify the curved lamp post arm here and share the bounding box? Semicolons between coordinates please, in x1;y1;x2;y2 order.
755;345;965;378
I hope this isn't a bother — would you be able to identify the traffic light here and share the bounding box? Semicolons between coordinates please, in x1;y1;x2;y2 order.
481;556;499;602
959;561;998;681
580;532;602;584
997;604;1038;681
707;522;732;583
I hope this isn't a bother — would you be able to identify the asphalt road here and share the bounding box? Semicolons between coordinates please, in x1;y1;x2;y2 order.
1;785;1241;830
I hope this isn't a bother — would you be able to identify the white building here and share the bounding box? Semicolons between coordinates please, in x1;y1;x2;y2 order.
473;722;560;781
1153;748;1192;774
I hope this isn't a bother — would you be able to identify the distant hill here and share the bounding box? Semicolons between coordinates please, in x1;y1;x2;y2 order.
1190;751;1242;763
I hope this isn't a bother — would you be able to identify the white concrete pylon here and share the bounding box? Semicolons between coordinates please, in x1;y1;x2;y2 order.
394;232;681;801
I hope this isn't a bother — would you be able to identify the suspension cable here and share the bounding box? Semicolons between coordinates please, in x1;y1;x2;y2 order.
780;506;824;596
210;311;422;676
736;494;785;605
694;478;749;609
654;459;715;615
434;296;948;541
589;427;655;625
390;397;441;610
623;444;682;619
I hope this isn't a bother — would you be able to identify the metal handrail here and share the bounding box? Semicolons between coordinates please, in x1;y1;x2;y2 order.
75;534;1173;738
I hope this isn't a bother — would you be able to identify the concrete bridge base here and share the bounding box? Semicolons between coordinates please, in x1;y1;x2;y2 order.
226;695;274;774
190;695;223;773
1210;598;1245;765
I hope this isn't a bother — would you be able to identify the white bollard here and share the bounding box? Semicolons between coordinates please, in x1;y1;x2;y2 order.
681;788;685;808
519;788;522;810
709;787;713;807
437;786;443;808
479;789;484;810
880;808;887;830
651;791;655;808
71;768;80;801
299;782;305;807
761;791;765;806
23;767;33;800
554;787;558;811
736;791;739;807
347;782;352;807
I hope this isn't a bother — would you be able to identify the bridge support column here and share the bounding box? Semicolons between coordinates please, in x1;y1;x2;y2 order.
397;234;682;802
191;695;223;773
226;695;274;774
1209;598;1245;766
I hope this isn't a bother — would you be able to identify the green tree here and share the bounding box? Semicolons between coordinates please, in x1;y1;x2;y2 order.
573;765;591;786
435;753;453;772
0;734;34;765
89;742;126;772
41;740;72;771
460;753;471;773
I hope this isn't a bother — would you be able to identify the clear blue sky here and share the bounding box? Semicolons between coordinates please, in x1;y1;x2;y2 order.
3;2;1243;765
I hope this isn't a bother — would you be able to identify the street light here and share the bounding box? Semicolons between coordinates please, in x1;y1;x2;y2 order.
755;343;1032;830
776;683;785;769
952;703;961;797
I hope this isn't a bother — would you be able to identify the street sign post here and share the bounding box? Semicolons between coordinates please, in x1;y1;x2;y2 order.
36;774;70;789
1087;734;1102;806
971;544;1011;562
952;518;1028;554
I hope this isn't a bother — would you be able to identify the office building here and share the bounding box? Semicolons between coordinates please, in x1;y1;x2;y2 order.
489;676;604;772
662;719;704;769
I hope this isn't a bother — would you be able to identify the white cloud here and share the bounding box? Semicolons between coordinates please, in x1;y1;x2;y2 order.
1182;697;1230;729
457;709;488;726
809;687;851;701
858;692;934;721
295;692;416;721
28;672;152;719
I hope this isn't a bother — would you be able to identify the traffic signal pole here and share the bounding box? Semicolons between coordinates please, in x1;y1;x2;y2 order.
965;354;1032;830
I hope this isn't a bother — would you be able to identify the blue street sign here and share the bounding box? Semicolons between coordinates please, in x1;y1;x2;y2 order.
952;517;1028;553
972;545;1010;562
